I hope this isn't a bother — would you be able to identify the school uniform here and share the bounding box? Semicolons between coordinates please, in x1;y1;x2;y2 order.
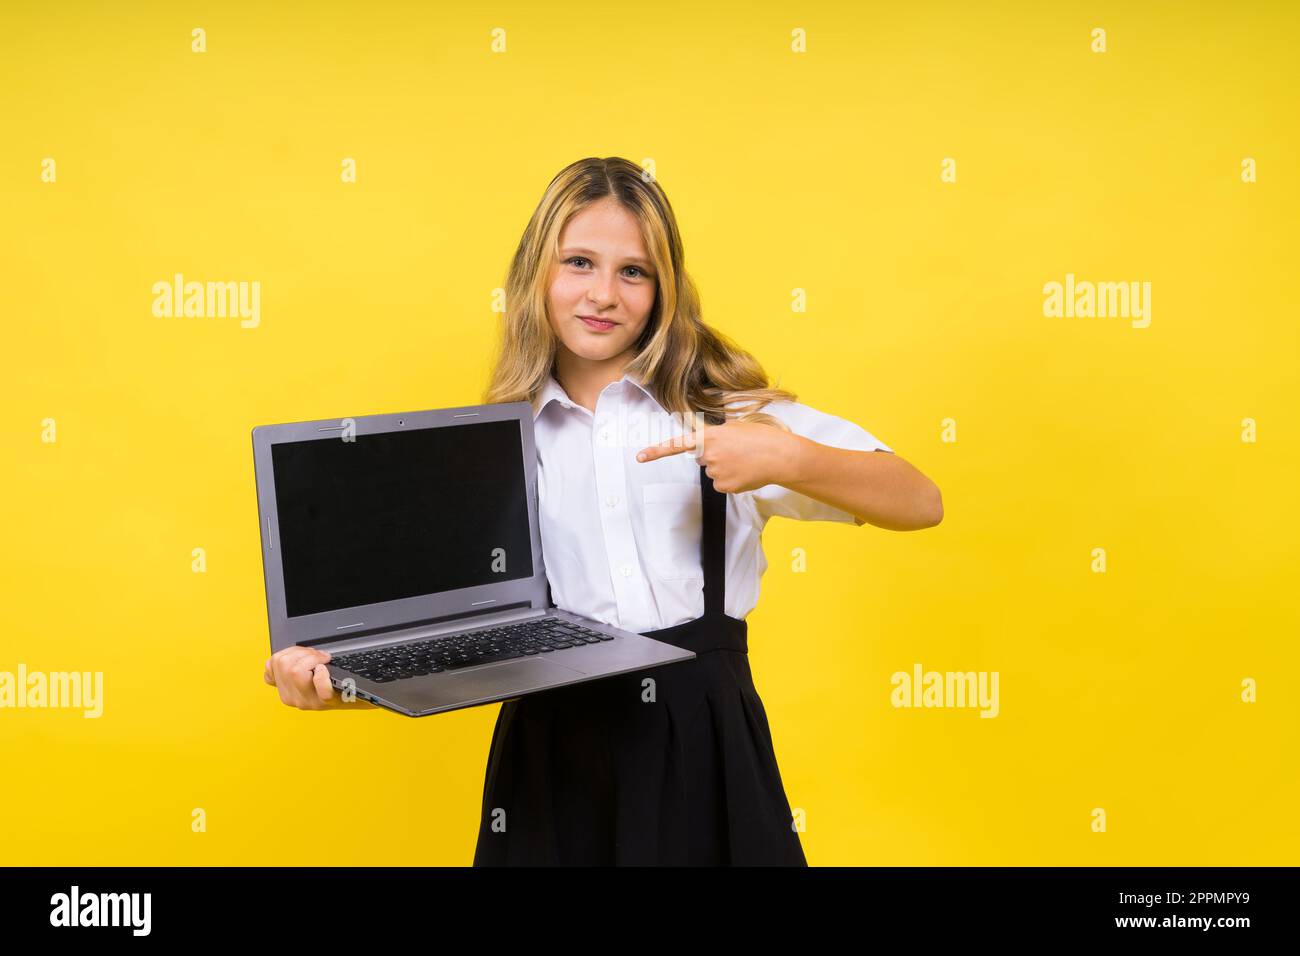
473;371;893;865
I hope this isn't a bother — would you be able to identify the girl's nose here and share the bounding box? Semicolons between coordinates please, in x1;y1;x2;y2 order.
587;283;616;310
587;271;620;307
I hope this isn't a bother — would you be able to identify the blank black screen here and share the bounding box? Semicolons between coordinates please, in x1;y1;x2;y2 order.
271;419;534;618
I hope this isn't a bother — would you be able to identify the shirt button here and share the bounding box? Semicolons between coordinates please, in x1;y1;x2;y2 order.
599;429;609;442
620;565;632;578
605;495;618;508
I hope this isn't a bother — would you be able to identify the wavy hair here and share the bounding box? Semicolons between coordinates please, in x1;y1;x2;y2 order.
483;157;796;430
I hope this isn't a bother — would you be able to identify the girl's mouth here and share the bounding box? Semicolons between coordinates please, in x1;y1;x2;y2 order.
578;316;617;332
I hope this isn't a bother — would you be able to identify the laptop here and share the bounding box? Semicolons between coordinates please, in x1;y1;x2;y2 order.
251;400;695;716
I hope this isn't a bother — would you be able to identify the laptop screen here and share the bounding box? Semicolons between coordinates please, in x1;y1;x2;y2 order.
270;419;535;618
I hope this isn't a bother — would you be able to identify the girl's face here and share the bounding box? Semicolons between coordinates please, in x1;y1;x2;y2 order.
546;196;658;366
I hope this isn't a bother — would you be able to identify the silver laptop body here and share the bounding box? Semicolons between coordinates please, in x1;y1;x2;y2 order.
251;400;695;717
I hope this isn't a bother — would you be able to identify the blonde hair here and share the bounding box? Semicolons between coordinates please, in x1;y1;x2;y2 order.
483;157;796;429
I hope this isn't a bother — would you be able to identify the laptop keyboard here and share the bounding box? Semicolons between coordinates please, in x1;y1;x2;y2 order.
328;618;614;683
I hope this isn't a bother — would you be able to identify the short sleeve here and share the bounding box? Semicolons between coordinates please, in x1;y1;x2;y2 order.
740;399;893;527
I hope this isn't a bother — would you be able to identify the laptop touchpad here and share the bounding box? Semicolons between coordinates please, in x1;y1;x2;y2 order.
445;657;589;692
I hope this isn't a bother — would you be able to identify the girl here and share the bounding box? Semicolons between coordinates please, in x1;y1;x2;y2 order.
265;157;943;866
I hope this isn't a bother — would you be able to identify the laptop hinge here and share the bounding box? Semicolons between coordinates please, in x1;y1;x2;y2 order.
299;600;543;650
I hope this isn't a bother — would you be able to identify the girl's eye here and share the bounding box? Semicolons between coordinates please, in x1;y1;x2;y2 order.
565;257;649;280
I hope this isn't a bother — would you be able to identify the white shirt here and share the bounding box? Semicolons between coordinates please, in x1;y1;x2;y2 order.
534;370;894;633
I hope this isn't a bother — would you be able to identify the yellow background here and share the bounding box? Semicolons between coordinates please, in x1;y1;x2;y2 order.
2;0;1296;865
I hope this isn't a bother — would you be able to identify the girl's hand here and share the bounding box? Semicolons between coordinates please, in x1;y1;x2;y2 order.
265;646;374;710
635;421;802;494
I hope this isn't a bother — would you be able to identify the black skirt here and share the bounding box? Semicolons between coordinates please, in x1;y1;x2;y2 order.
472;456;807;866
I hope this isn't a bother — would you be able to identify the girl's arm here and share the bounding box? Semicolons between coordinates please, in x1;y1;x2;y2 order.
637;420;943;532
781;436;942;532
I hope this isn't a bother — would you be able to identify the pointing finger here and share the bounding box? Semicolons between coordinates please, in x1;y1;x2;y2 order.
636;426;705;463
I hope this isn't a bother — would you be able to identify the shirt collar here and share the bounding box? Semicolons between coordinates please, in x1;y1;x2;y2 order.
534;369;659;419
